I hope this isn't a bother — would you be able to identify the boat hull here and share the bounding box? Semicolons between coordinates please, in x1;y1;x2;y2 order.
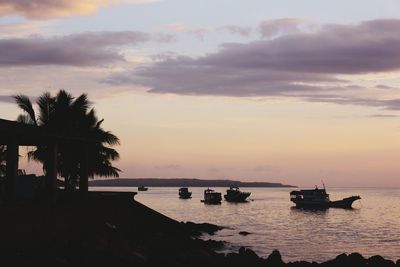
224;192;251;202
202;192;222;204
179;192;192;199
329;196;361;208
292;196;361;209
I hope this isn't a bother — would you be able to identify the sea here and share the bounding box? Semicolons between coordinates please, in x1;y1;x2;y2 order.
90;187;400;262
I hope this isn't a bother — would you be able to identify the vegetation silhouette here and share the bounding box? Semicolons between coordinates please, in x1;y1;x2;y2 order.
14;90;120;190
0;145;5;176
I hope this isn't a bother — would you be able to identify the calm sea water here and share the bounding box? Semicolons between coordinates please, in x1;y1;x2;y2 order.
91;187;400;262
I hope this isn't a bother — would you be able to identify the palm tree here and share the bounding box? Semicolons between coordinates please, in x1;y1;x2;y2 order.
14;90;120;190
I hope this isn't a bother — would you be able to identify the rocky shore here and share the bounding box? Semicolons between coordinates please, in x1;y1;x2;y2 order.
0;191;398;267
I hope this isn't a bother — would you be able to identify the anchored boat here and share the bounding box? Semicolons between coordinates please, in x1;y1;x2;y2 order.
201;188;222;204
138;186;148;191
290;187;360;209
178;187;192;199
224;186;251;202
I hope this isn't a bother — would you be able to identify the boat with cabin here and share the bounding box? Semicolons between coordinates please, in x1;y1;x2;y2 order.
178;187;192;199
290;186;360;209
201;188;222;204
224;186;251;202
138;186;148;191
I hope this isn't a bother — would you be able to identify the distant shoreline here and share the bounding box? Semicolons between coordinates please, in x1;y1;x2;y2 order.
89;178;296;188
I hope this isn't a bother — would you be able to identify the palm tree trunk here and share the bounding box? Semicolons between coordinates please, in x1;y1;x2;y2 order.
64;175;70;191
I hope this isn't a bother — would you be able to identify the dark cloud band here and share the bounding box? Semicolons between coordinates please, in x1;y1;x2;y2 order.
0;31;153;66
104;19;400;110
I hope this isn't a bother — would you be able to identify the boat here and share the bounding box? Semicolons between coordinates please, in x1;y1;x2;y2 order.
138;186;148;191
290;186;361;209
178;187;192;199
201;188;222;204
224;186;251;202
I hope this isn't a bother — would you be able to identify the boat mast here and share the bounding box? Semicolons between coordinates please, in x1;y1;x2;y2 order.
321;179;326;190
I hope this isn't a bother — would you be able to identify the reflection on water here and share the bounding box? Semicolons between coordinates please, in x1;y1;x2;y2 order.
91;187;400;262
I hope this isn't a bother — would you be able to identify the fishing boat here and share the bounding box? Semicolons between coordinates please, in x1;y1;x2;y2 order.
138;186;148;191
224;186;251;202
201;188;222;204
178;187;192;199
290;186;360;209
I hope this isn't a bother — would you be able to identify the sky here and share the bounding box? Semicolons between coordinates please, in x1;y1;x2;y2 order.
1;0;400;187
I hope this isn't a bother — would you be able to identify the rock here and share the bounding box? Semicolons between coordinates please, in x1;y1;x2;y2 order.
199;239;226;250
184;221;223;236
225;252;241;266
367;255;396;267
322;253;366;267
239;231;251;236
286;261;315;267
244;248;259;261
322;253;348;266
237;247;263;266
265;249;285;266
347;252;366;267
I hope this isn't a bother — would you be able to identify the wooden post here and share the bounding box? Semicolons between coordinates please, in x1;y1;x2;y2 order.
46;141;58;205
5;140;18;201
79;144;89;197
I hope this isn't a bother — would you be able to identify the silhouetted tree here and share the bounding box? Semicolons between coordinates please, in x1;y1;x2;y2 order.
14;90;120;190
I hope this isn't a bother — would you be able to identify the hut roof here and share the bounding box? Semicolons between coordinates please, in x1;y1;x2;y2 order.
0;119;95;146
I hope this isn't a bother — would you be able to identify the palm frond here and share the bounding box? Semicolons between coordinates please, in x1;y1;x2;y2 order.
16;114;35;125
13;95;37;125
95;119;104;129
55;90;73;109
98;130;120;146
91;165;121;178
72;93;91;115
85;109;98;128
27;148;46;163
37;92;54;125
98;145;120;160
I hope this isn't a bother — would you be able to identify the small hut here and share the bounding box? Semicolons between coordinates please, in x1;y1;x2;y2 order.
0;118;91;204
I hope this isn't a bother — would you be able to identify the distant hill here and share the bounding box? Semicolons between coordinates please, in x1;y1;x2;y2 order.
89;178;296;188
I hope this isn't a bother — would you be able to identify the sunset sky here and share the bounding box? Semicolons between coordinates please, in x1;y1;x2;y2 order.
1;0;400;187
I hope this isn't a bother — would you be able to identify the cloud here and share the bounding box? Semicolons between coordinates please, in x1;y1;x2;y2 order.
0;0;160;19
222;25;252;37
368;114;398;118
259;18;306;38
164;22;209;41
105;63;335;96
104;19;400;110
199;20;400;75
301;94;400;110
0;31;159;66
0;95;13;103
165;23;189;32
375;84;395;90
189;28;208;41
0;21;49;38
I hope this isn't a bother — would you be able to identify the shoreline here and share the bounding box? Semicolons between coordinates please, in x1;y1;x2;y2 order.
89;178;296;188
0;191;398;266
